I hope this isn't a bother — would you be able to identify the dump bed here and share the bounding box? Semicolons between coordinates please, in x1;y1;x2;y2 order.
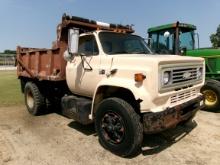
16;45;67;81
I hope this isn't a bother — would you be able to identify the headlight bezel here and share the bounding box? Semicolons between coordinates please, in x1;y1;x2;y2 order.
162;71;172;85
197;67;203;79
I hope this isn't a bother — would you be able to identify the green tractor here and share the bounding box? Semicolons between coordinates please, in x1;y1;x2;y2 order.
148;22;220;112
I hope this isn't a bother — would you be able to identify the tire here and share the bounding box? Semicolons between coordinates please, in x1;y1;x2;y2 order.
95;98;143;157
201;79;220;112
24;82;46;115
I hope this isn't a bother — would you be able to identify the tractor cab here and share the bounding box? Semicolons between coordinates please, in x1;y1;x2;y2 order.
148;22;197;55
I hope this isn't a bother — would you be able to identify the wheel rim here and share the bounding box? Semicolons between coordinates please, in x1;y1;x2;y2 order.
101;112;125;144
26;89;34;109
203;90;217;106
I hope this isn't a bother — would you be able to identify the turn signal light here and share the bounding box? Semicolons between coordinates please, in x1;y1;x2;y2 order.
134;73;146;82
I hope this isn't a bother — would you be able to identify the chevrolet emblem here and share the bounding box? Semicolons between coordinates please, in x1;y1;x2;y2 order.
183;71;191;79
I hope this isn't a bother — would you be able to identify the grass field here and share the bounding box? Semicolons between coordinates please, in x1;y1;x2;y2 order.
0;70;24;107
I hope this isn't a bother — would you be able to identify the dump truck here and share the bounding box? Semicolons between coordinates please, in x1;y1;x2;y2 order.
17;15;205;157
147;22;220;111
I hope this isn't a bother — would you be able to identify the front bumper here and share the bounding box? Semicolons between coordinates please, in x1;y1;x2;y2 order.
143;95;204;134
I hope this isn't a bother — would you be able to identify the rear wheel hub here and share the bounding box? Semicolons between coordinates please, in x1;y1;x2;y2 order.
26;90;34;109
203;90;217;106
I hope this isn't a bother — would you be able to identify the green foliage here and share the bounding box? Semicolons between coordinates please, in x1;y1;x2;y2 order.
4;49;16;54
210;25;220;48
0;49;16;56
0;71;23;107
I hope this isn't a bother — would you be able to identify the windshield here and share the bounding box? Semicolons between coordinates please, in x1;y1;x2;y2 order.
149;29;195;54
99;32;152;55
150;30;175;54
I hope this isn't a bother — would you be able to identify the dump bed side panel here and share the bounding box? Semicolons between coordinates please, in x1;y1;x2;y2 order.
17;43;67;81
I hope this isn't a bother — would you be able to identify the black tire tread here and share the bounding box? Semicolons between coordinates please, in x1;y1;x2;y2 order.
95;97;143;157
117;98;143;156
201;79;220;112
24;82;45;115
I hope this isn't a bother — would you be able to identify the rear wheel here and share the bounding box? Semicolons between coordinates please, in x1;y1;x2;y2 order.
95;98;143;157
24;82;46;115
201;79;220;112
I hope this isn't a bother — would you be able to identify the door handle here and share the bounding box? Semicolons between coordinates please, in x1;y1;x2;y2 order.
99;69;105;75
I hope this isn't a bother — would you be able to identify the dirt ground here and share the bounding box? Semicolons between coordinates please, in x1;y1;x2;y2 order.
0;106;220;165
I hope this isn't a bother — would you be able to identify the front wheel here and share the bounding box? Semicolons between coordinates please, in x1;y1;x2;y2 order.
201;79;220;112
95;98;143;157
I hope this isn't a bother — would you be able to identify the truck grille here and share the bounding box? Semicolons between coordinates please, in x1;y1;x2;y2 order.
172;68;198;84
171;89;197;104
160;64;203;92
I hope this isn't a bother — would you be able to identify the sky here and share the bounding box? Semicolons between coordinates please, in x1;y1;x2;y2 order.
0;0;219;52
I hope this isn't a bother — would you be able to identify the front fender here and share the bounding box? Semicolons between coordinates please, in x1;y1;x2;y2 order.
90;77;152;119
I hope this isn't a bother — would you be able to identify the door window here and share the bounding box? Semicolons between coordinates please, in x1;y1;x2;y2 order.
78;35;99;56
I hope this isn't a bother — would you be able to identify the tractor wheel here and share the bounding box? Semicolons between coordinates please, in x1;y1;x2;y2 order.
95;97;143;157
24;82;46;115
201;79;220;112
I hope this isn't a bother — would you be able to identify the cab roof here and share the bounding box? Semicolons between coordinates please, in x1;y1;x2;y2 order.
148;22;196;33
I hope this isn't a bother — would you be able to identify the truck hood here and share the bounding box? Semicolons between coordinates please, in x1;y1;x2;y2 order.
109;54;204;65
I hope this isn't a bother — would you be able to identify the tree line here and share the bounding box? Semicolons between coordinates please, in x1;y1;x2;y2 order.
0;50;16;54
210;25;220;48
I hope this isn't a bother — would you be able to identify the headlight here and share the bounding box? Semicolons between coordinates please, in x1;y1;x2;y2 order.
197;67;203;79
163;71;171;85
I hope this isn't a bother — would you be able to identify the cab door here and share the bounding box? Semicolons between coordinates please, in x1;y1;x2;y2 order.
66;34;102;97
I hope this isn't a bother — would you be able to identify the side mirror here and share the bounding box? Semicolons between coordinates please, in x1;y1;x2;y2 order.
68;28;79;54
194;33;200;49
64;28;79;61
